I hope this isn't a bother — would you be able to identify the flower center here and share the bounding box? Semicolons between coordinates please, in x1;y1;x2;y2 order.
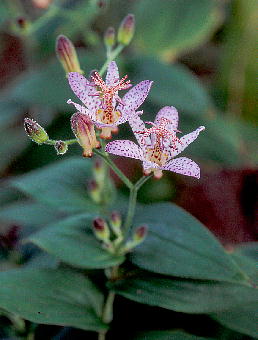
91;71;131;124
145;143;169;166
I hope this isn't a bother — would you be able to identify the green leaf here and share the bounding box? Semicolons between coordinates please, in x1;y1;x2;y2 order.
0;128;29;175
129;56;214;114
134;330;214;340
133;0;221;58
28;214;125;269
113;272;258;314
0;267;106;331
0;100;24;129
0;201;62;227
11;157;98;214
130;203;244;281
211;303;258;338
179;114;257;166
8;51;102;110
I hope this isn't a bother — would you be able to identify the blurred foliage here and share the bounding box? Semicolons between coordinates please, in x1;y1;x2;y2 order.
0;0;257;339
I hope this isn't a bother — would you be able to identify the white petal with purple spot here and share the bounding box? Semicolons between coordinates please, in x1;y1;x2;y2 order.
118;80;153;113
154;106;179;130
162;157;200;178
67;99;95;120
105;61;119;86
68;72;101;112
105;140;144;160
169;126;205;158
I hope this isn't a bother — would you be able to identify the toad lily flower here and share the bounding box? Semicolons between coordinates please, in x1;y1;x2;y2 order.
67;61;152;139
105;106;205;179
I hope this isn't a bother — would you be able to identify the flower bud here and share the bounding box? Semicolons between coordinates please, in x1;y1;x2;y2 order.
24;118;49;144
122;225;148;253
93;218;110;242
88;180;101;203
93;159;106;184
110;211;122;233
133;225;148;243
117;14;135;46
54;140;68;155
70;112;100;157
104;27;115;49
56;35;83;75
16;17;28;30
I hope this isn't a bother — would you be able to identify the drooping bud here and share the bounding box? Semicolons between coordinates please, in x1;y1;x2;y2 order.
55;35;83;75
54;140;68;155
24;118;49;144
104;27;116;49
110;211;122;235
88;180;101;203
70;112;100;157
117;14;135;46
93;218;110;243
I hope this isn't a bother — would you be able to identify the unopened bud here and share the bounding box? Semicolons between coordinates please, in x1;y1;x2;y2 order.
54;140;68;155
16;17;30;33
93;159;106;184
117;14;135;46
110;211;122;234
56;35;83;75
133;225;148;243
88;180;101;203
123;225;148;253
70;112;100;157
24;118;49;144
93;218;110;242
104;27;115;49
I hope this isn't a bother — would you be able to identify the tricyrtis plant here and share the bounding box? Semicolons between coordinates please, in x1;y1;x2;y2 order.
1;13;256;340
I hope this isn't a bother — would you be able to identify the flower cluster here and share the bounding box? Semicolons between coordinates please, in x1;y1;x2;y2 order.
68;61;205;179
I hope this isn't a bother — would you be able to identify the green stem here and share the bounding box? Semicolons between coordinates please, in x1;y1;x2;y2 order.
123;175;152;238
94;149;133;189
44;138;78;145
99;44;124;76
98;266;118;340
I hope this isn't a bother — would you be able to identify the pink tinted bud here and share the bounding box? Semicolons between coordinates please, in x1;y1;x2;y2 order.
16;17;27;29
56;35;83;75
134;225;148;242
110;211;122;229
93;217;110;242
54;140;68;155
24;118;49;144
70;112;100;157
104;27;115;48
118;14;135;45
88;180;101;203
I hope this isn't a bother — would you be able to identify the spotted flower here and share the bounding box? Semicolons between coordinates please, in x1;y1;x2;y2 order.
105;106;205;179
67;61;152;139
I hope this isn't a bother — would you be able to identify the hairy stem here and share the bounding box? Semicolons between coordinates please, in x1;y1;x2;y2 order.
44;138;78;145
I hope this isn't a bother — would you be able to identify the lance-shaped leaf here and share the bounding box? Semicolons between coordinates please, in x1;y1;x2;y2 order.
130;203;246;281
11;157;98;214
112;271;258;314
28;214;125;269
0;267;107;331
